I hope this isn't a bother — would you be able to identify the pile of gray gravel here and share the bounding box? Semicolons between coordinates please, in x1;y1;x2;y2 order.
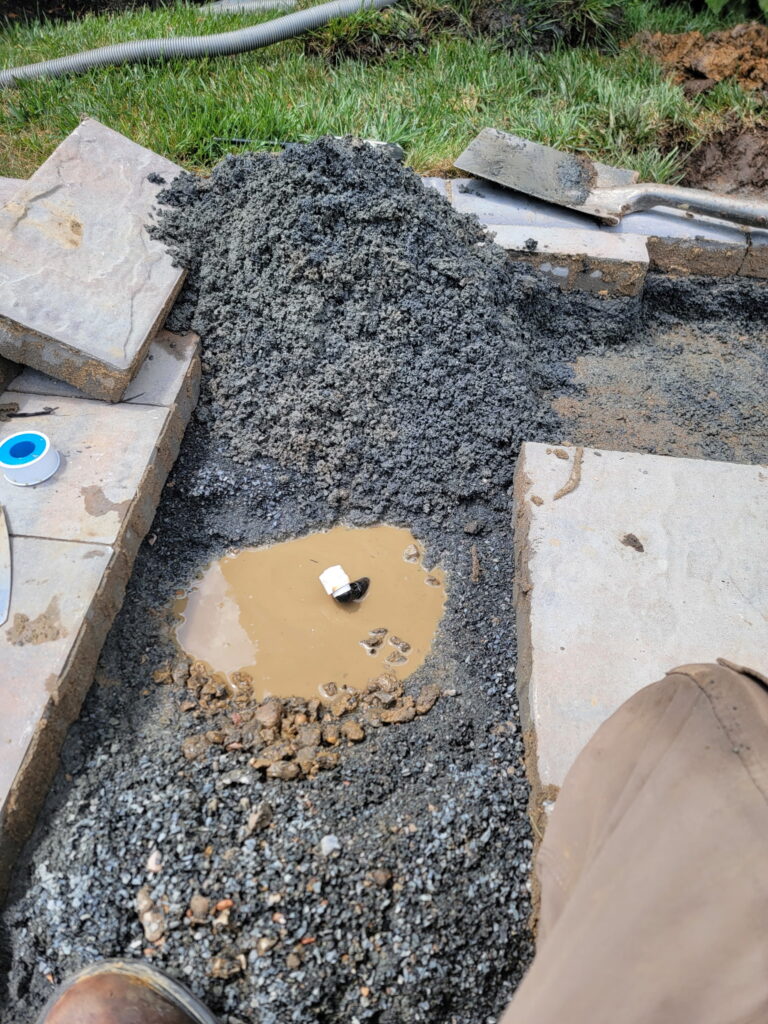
154;136;629;525
0;138;658;1024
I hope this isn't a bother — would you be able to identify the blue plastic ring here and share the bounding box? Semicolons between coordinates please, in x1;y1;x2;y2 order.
0;431;48;466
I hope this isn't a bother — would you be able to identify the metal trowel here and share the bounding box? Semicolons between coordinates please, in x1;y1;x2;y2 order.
455;128;768;228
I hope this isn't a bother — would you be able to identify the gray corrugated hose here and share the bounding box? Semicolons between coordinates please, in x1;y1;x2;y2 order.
203;1;297;12
0;0;396;87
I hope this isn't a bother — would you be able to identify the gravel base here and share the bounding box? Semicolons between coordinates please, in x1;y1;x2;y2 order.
1;138;765;1024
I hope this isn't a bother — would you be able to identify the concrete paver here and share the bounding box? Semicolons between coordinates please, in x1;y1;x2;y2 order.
425;175;764;281
0;178;22;205
10;329;200;418
0;537;115;861
0;393;168;545
514;442;768;821
0;119;185;402
0;335;200;894
489;225;648;296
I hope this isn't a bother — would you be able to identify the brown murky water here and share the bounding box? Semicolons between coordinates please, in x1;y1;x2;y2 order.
174;525;446;700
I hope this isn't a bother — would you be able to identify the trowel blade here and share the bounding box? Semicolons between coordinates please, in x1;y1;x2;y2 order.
454;128;638;213
0;505;10;627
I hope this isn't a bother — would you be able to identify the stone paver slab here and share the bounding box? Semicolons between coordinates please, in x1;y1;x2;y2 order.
0;537;113;815
0;335;200;895
489;225;649;296
9;329;200;411
0;394;168;545
514;442;768;814
0;119;185;402
0;178;23;205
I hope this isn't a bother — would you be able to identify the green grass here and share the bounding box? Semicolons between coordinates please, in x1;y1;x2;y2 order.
0;0;762;181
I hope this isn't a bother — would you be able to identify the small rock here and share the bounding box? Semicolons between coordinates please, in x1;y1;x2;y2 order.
245;801;273;835
403;544;420;563
331;693;358;718
219;768;253;787
381;705;416;725
318;681;338;701
266;761;301;780
210;954;245;979
136;887;154;916
256;936;278;956
295;746;320;773
188;894;210;922
371;691;396;707
152;664;172;685
213;906;231;929
146;849;162;874
463;521;481;535
141;909;166;943
171;658;190;686
321;723;341;746
181;734;210;761
362;706;383;728
375;674;401;694
254;701;283;729
369;868;392;887
384;652;406;666
251;741;294;768
286;953;302;970
315;749;340;771
319;835;341;857
341;720;365;742
136;888;165;943
415;683;440;715
296;723;322;747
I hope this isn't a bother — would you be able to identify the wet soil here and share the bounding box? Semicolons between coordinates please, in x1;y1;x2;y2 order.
633;23;768;195
682;123;768;195
0;140;766;1024
634;22;768;95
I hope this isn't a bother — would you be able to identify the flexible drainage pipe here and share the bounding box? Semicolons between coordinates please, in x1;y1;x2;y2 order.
202;0;297;13
0;0;395;87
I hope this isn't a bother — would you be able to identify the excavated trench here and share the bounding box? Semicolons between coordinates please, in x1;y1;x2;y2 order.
1;139;767;1024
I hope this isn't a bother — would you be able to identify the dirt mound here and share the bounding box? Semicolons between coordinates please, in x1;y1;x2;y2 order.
634;22;768;96
683;124;768;194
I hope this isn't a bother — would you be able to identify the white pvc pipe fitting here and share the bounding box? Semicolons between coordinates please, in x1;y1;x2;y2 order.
319;564;351;599
0;431;61;486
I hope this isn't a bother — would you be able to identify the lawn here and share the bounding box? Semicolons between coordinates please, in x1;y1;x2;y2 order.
0;0;762;180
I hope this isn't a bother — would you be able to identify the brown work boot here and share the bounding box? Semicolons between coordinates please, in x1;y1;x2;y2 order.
36;960;220;1024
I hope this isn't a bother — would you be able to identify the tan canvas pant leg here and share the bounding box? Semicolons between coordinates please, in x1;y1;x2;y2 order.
500;661;768;1024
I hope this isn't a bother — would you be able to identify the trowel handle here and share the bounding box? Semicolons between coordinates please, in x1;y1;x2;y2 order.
607;184;768;229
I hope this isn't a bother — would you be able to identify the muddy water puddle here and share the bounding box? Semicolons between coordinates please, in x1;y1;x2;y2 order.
175;525;445;700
